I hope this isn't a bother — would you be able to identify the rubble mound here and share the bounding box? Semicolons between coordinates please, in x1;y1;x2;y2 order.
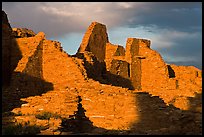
12;28;36;38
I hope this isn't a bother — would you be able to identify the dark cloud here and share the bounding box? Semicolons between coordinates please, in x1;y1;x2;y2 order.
168;36;201;57
127;2;202;33
157;33;202;69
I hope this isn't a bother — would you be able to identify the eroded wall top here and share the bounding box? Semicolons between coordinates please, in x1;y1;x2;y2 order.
77;22;109;62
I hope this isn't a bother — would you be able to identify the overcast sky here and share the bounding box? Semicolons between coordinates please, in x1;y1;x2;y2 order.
2;2;202;69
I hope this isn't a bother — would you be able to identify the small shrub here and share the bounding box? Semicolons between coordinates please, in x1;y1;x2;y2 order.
52;113;61;119
35;112;52;120
16;111;23;116
3;122;41;135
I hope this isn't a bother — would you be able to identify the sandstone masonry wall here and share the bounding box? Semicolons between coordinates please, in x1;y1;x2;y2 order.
169;64;202;92
105;43;125;71
8;32;48;96
42;40;86;90
138;39;169;91
14;32;45;77
77;22;109;62
125;38;142;90
105;37;170;91
109;59;130;79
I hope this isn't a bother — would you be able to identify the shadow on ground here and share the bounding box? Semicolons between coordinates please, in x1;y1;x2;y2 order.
2;72;54;113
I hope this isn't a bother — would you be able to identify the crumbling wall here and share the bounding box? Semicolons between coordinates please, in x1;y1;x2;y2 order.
76;22;109;82
106;37;170;91
77;22;109;62
104;42;132;89
104;35;202;94
9;32;47;95
105;43;125;71
106;59;132;89
76;52;106;82
14;32;45;76
42;40;86;90
109;59;130;79
169;64;202;92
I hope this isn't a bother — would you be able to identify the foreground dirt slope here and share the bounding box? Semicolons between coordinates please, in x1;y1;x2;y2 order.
2;11;202;135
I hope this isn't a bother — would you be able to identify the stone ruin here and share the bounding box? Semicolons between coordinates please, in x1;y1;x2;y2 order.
2;10;202;135
2;9;202;103
2;10;201;93
77;21;202;92
2;8;202;106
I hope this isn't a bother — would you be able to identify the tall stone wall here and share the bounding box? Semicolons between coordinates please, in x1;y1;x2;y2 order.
125;38;142;90
77;22;109;62
138;39;169;91
2;11;22;87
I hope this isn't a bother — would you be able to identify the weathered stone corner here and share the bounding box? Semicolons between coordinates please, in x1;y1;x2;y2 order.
77;21;109;62
35;32;46;39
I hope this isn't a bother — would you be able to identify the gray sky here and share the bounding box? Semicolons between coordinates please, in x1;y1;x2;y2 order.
2;2;202;69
